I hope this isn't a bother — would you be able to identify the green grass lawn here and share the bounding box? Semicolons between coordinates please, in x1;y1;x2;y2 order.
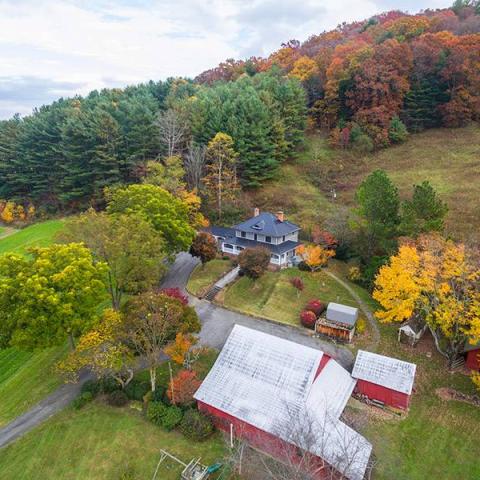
187;258;233;297
0;402;226;480
351;322;480;480
0;219;65;256
222;267;363;327
0;345;67;427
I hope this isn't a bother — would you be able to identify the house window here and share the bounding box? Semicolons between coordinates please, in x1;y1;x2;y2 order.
236;246;244;252
241;231;246;238
265;236;272;243
254;234;257;241
224;244;233;250
282;235;285;242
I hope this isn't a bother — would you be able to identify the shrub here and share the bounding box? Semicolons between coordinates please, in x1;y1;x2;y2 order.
289;277;304;297
160;287;188;305
356;317;367;335
222;255;230;261
348;266;361;282
152;385;167;403
305;299;326;317
180;410;214;441
80;379;101;397
160;406;184;431
147;401;168;426
300;310;317;329
237;247;271;280
72;391;93;410
298;261;311;272
388;116;408;144
101;376;121;394
107;390;129;407
167;370;202;407
125;379;150;401
189;232;218;265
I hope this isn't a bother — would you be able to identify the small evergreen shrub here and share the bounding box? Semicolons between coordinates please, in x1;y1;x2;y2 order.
388;116;408;144
72;391;93;410
147;401;168;426
80;379;101;397
107;390;129;407
125;379;150;401
300;310;317;329
305;299;326;317
180;410;214;441
101;376;120;394
152;385;167;403
160;406;184;431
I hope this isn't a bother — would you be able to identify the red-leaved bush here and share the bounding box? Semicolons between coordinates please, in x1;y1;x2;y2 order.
167;370;202;406
305;299;326;317
300;310;317;329
160;287;188;305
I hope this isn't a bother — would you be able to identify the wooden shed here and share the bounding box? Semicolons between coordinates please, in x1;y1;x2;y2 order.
464;341;480;371
316;303;358;343
352;350;416;410
194;325;372;480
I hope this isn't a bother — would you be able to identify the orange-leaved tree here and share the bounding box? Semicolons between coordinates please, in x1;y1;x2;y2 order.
296;244;335;271
167;369;202;406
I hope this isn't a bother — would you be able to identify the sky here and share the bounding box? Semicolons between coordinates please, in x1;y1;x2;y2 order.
0;0;451;119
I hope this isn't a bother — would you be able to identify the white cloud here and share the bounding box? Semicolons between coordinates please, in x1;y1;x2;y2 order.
0;0;453;118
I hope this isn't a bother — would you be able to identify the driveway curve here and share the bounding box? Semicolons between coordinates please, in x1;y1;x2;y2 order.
0;252;354;449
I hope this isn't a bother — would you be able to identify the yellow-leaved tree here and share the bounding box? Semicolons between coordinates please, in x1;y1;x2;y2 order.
373;234;480;369
296;244;335;271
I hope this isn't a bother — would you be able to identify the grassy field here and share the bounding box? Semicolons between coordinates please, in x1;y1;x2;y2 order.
0;346;67;427
248;126;480;242
349;321;480;480
0;402;226;480
222;267;363;327
187;258;232;297
0;219;64;255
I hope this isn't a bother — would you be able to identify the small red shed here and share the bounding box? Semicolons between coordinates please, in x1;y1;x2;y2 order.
194;325;372;480
352;350;416;410
464;342;480;370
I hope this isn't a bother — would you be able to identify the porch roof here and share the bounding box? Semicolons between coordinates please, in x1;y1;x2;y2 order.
222;236;301;255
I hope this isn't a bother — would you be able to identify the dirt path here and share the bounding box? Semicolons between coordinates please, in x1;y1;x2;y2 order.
0;226;18;240
324;270;380;350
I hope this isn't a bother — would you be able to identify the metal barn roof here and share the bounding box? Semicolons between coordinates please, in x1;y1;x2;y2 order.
352;350;416;395
326;303;359;327
194;325;372;480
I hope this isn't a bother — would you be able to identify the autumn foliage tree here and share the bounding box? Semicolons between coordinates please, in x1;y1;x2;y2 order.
238;247;271;280
190;232;218;266
167;369;202;406
296;244;335;271
373;235;480;367
289;276;305;297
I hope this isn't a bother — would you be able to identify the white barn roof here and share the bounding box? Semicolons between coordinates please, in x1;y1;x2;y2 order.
326;303;359;327
352;350;416;395
195;325;372;480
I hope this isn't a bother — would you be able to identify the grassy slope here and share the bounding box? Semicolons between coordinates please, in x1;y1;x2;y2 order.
0;219;67;426
223;268;364;327
0;346;68;427
0;219;65;256
187;258;232;297
0;402;226;480
248;126;480;243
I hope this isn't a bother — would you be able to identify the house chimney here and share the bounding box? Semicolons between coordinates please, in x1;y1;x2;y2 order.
276;211;284;222
253;207;260;217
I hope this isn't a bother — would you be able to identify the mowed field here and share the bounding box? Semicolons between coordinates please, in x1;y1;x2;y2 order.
0;402;226;480
0;219;65;255
248;126;480;243
0;219;67;426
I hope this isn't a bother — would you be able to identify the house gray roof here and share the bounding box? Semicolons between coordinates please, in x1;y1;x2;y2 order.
204;226;235;238
223;236;300;255
233;212;300;237
352;350;416;395
326;303;359;328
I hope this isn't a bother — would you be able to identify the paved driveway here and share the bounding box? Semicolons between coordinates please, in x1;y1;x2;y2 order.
0;252;353;449
167;253;354;368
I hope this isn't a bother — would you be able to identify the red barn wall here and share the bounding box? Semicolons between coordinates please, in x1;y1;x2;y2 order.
355;379;410;410
466;349;480;370
197;401;338;479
